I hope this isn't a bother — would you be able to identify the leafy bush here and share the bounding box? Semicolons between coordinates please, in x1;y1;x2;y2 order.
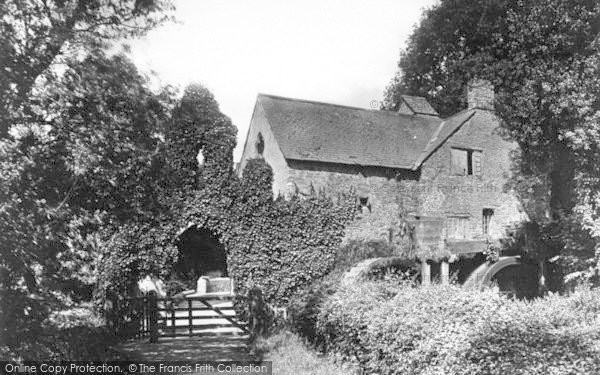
1;305;118;361
163;276;192;297
288;240;419;344
287;274;340;343
315;280;402;364
315;283;600;375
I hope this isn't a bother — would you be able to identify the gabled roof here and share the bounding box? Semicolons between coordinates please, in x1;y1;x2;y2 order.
257;94;443;170
412;109;476;168
254;94;476;171
399;95;439;116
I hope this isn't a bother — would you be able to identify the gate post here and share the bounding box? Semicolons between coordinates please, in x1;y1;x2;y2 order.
441;260;450;285
421;260;431;286
109;296;119;333
148;291;158;343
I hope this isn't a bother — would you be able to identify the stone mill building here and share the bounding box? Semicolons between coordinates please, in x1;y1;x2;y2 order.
238;79;538;295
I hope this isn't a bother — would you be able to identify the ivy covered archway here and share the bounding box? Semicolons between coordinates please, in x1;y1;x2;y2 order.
174;226;228;281
94;84;355;315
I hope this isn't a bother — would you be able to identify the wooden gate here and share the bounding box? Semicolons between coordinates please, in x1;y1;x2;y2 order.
119;292;249;342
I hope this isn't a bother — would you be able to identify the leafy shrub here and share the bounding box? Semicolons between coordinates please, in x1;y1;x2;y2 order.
163;276;192;297
289;241;418;343
315;283;600;375
315;280;401;364
1;305;118;361
287;274;340;343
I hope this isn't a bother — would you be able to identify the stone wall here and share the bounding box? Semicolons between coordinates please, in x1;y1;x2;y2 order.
238;100;290;196
417;110;525;241
285;109;526;256
238;95;526;259
287;160;419;243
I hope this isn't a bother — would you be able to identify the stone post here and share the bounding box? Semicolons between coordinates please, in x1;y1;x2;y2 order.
441;260;450;285
421;260;431;286
196;276;209;294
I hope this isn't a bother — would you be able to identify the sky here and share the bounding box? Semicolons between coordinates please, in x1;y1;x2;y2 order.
128;0;438;161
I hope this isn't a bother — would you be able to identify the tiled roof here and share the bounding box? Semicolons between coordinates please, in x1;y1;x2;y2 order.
400;95;439;116
256;94;473;170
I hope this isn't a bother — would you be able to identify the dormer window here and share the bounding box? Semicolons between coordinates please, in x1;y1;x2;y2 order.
451;148;481;176
256;133;265;155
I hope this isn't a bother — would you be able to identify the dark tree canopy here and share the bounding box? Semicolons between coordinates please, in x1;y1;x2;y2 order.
385;0;600;282
0;51;176;359
0;0;174;136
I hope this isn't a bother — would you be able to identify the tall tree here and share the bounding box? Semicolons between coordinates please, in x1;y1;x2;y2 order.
385;0;600;283
0;52;174;358
0;0;174;136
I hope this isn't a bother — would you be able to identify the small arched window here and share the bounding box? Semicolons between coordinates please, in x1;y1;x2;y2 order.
197;149;205;166
358;196;372;213
256;133;265;155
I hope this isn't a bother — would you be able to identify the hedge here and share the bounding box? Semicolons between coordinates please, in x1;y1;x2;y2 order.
315;282;600;375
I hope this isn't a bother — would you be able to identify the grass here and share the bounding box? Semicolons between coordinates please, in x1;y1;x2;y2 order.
252;331;358;375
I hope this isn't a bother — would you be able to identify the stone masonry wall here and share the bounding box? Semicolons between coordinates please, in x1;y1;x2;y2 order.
287;160;420;243
285;109;526;254
238;101;290;196
417;110;525;241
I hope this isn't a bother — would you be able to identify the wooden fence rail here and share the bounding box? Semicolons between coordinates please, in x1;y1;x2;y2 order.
119;292;249;342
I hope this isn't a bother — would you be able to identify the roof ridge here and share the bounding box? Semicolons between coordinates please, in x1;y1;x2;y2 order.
441;108;474;121
257;93;412;118
401;94;428;99
412;109;476;169
254;93;447;170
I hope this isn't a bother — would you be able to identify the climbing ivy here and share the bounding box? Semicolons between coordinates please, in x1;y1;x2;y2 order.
94;84;355;313
226;159;356;305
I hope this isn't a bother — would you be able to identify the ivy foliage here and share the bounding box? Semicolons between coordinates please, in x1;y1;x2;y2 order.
166;83;237;188
227;159;356;304
94;83;239;308
95;88;355;313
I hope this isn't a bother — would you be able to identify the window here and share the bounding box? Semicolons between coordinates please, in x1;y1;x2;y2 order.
451;148;482;176
358;196;371;213
285;181;298;199
482;208;494;236
446;216;469;239
256;133;265;155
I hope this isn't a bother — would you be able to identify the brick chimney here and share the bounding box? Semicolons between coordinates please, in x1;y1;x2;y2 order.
467;79;494;110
